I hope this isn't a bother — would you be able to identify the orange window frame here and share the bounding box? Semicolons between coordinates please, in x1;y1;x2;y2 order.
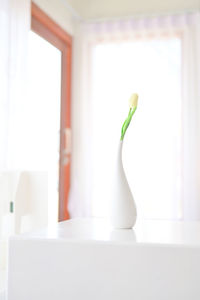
31;2;72;221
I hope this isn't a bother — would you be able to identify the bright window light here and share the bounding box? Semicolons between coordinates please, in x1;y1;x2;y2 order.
27;31;61;226
91;37;182;220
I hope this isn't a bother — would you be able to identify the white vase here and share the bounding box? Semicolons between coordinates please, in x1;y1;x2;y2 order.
110;140;137;229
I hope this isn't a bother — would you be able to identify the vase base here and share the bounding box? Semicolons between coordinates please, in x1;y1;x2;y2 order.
110;217;137;230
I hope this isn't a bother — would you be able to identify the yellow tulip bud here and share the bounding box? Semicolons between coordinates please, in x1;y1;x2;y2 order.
129;93;138;108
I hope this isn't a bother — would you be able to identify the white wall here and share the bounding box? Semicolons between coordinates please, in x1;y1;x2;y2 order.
33;0;78;35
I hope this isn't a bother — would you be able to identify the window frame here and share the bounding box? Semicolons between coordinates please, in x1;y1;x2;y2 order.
31;2;72;221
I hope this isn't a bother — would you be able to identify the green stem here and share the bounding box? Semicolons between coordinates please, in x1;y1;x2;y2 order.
120;107;137;140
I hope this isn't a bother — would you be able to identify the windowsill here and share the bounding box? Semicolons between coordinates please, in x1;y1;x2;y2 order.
7;218;200;300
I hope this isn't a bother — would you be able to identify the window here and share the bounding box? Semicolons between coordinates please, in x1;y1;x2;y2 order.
28;30;61;226
90;37;182;220
31;3;72;222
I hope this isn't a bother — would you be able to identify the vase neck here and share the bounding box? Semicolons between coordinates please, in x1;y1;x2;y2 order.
118;140;123;160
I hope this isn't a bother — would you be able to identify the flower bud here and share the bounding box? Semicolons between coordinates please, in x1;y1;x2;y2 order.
129;93;138;108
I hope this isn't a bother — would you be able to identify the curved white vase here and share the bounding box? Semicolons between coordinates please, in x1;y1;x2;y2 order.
110;140;137;229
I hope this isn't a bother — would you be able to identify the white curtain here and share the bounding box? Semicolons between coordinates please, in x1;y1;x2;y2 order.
181;15;200;220
0;0;31;272
69;12;200;221
0;0;31;171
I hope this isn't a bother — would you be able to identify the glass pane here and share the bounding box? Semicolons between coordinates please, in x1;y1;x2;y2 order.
91;38;182;220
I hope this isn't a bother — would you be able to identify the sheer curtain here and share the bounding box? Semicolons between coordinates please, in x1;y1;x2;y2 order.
0;0;30;212
0;0;30;280
69;13;200;221
1;0;31;170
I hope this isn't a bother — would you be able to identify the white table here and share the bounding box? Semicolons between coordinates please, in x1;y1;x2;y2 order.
7;218;200;300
